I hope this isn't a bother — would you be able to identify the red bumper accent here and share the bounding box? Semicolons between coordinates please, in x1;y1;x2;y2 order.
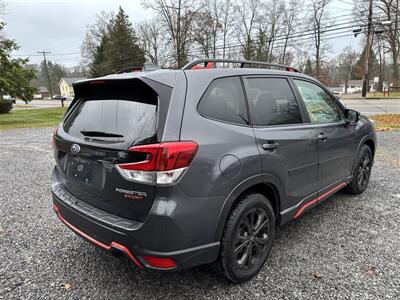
53;204;143;269
143;256;177;269
293;182;347;219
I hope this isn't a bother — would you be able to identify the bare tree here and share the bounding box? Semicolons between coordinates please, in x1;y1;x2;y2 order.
143;0;201;68
264;0;285;62
138;20;163;65
353;0;399;85
309;0;331;80
80;11;114;66
219;0;235;59
377;0;399;85
280;0;303;65
336;47;359;93
235;0;261;60
191;6;221;58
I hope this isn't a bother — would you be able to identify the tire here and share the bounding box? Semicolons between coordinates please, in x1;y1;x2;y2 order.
218;193;275;283
346;144;373;195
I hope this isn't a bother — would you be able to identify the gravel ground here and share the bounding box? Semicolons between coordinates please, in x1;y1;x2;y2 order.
1;127;399;299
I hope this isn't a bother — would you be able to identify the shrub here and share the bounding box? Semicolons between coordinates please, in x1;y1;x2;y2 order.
0;99;13;114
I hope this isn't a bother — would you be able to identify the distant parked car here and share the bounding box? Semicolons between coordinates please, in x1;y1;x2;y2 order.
327;87;342;100
52;95;67;101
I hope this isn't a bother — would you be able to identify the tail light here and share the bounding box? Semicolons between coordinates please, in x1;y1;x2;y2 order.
51;126;58;148
116;141;198;185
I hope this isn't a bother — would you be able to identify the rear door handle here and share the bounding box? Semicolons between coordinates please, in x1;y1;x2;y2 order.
262;143;279;150
318;133;328;141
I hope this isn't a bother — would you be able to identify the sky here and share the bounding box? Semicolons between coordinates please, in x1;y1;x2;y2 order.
3;0;361;67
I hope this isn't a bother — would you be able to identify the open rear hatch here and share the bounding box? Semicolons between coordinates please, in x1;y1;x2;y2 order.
53;78;172;222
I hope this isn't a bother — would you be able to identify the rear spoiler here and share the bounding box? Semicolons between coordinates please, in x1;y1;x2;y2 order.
68;78;158;113
115;63;161;74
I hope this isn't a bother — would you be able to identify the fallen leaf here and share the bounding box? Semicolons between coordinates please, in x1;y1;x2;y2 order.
64;283;72;290
311;271;323;279
370;114;400;131
362;266;377;277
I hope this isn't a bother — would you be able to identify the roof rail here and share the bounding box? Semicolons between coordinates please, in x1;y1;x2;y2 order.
116;63;161;74
182;59;300;73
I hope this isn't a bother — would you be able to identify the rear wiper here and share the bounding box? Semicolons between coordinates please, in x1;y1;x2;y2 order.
80;130;124;138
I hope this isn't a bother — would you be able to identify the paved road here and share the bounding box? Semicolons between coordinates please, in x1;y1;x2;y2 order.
1;127;399;299
340;99;400;115
15;99;71;109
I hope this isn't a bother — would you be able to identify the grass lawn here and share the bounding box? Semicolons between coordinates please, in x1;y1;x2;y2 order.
370;114;400;131
341;92;400;99
0;107;67;130
366;92;400;99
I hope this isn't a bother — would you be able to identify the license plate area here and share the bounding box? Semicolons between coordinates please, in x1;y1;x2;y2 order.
66;155;104;189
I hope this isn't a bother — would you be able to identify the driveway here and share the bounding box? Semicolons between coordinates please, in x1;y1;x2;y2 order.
15;99;71;109
340;99;400;115
1;128;399;299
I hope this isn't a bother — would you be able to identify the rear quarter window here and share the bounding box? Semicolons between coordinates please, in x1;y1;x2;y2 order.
197;77;249;125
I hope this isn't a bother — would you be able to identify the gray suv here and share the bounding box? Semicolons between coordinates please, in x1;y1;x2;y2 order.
51;59;376;283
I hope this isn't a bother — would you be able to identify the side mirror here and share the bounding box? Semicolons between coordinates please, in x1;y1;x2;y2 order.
344;108;360;123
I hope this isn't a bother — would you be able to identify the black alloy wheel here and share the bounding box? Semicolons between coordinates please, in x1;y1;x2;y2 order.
219;193;275;283
234;208;270;270
357;151;372;191
346;144;373;194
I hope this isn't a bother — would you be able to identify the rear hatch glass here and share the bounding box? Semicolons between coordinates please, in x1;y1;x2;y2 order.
64;98;157;146
54;79;166;221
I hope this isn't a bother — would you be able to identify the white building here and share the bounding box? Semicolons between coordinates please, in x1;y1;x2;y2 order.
58;77;86;98
340;80;376;94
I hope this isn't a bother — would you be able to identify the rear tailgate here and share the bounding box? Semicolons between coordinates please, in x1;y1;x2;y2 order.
54;77;173;222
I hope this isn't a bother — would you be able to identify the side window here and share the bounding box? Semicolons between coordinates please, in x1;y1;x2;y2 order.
294;80;341;123
245;77;302;126
198;77;248;125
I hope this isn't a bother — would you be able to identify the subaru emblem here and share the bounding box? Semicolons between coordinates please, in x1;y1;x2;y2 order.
70;144;81;155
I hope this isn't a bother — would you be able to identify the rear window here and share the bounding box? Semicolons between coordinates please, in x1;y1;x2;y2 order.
64;80;158;144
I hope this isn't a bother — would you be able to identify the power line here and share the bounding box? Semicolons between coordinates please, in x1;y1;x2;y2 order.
11;52;80;57
186;19;365;55
361;0;373;97
336;0;353;5
37;50;53;98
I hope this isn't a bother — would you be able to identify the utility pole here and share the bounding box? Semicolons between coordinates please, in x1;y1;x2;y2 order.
37;50;53;99
361;0;373;98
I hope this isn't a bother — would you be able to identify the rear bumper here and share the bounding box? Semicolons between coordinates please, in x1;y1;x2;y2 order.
51;170;220;271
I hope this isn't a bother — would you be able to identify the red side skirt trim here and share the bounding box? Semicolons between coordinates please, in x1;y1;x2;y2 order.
293;182;347;219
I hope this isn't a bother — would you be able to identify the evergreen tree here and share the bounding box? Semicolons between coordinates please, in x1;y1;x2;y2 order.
89;7;145;77
90;37;108;77
304;58;313;76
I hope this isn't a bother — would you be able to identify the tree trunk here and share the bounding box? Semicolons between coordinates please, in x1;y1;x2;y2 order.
315;46;320;79
392;48;399;86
